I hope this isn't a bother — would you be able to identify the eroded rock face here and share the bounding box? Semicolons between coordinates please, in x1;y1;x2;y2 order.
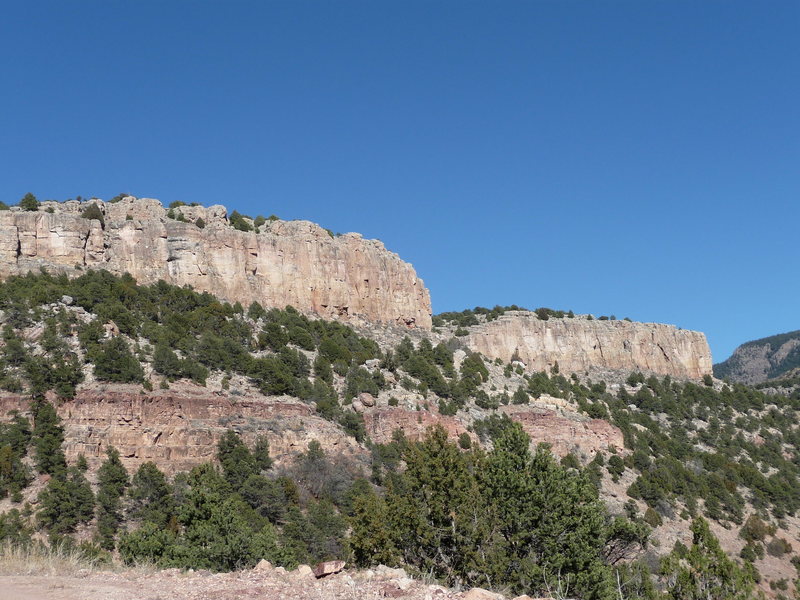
499;405;625;458
361;402;623;459
0;385;366;474
0;198;432;329
362;407;475;446
466;312;713;380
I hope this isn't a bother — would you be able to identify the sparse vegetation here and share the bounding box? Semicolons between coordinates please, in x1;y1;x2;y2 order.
0;262;796;596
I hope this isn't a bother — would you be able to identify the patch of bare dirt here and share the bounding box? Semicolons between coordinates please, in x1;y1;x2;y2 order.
0;565;538;600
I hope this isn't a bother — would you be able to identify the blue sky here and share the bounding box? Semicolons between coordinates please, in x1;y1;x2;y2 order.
1;1;797;362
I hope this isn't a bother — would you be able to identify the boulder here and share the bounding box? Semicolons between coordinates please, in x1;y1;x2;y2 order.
292;564;315;579
374;565;408;580
396;577;414;591
358;392;376;407
312;560;345;578
253;559;272;571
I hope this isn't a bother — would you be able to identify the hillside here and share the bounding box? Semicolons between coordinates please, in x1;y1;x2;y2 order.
0;196;714;381
0;195;795;599
0;270;797;598
715;330;800;384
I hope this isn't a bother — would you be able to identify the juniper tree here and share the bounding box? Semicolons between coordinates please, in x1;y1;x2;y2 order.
19;193;39;211
660;518;754;600
481;424;614;599
127;462;174;528
31;398;66;477
93;337;144;383
216;430;257;491
386;425;493;589
96;447;129;549
38;465;94;536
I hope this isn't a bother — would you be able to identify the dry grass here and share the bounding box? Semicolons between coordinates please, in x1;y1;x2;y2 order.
0;541;102;576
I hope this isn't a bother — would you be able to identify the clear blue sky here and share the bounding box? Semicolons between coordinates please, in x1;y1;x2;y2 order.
1;1;797;362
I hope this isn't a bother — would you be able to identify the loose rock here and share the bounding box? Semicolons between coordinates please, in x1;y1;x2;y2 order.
313;560;346;578
254;559;273;572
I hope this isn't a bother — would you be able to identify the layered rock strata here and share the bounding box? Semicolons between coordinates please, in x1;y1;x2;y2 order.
498;404;624;458
361;401;623;459
0;197;432;328
0;385;366;474
466;312;712;380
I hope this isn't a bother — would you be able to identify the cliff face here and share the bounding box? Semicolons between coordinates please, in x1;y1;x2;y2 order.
361;405;622;458
714;330;800;384
0;386;622;476
465;312;713;380
0;197;432;329
0;385;366;475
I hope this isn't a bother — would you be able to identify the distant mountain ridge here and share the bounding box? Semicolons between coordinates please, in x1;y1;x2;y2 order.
714;329;800;384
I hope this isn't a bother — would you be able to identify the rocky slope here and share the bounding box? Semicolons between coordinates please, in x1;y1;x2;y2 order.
0;197;432;329
714;329;800;384
465;311;712;380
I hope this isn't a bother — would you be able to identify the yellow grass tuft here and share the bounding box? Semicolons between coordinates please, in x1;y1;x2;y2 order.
0;541;101;576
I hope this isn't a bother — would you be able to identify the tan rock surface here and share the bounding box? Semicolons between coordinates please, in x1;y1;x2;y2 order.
312;560;346;578
466;312;712;379
0;197;432;329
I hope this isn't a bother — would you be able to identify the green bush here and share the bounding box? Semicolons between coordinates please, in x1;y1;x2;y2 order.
229;210;253;232
96;447;129;550
80;203;105;226
18;193;39;211
351;425;619;598
93;337;144;383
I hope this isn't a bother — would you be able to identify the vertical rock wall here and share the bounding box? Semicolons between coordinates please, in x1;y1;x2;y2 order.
466;312;713;379
0;197;432;328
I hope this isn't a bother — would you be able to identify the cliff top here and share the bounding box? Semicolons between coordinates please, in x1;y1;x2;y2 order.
4;195;397;254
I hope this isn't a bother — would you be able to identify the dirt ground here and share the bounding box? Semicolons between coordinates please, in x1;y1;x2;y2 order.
0;565;528;600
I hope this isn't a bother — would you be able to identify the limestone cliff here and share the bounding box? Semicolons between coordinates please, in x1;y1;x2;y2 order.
465;311;712;380
0;197;432;328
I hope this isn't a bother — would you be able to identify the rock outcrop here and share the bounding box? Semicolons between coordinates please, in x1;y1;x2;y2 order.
361;401;623;459
465;312;712;380
0;384;366;474
362;406;475;446
714;330;800;384
0;197;432;329
499;404;625;458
